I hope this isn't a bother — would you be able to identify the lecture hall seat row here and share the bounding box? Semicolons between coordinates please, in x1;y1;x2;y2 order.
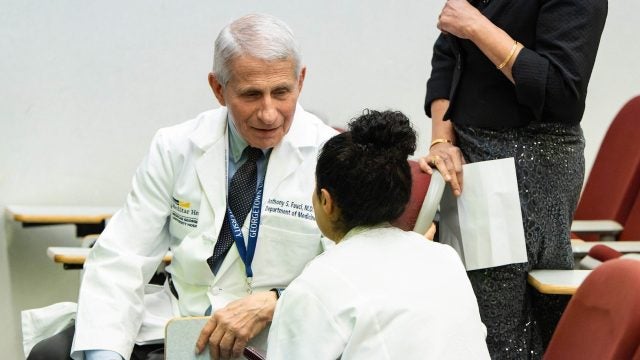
571;95;640;241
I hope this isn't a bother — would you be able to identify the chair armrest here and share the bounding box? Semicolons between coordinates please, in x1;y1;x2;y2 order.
165;317;209;359
527;269;591;295
164;317;267;360
46;247;173;269
47;247;89;265
571;220;623;241
621;253;640;261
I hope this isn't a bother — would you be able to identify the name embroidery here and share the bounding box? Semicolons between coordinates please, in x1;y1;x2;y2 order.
264;198;315;221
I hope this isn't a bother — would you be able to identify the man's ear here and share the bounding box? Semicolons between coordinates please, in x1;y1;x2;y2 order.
297;66;307;92
208;73;226;106
320;188;339;221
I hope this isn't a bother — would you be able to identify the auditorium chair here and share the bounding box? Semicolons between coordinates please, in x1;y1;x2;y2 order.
572;96;640;241
544;259;640;359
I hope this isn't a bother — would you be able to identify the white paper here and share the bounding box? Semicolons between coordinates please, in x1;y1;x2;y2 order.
420;158;528;270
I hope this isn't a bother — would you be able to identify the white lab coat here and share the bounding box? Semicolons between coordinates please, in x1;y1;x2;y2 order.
68;105;337;359
267;225;491;360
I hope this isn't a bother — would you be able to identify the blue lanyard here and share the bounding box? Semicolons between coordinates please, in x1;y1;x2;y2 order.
226;180;264;279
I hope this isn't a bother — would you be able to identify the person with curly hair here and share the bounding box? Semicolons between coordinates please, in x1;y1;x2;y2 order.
267;109;489;360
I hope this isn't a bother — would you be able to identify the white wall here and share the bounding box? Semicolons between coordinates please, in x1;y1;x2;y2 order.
581;2;640;174
0;219;20;359
1;1;638;358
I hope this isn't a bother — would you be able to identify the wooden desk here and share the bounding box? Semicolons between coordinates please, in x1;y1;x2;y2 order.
47;246;172;270
528;269;591;295
7;205;120;237
571;241;640;257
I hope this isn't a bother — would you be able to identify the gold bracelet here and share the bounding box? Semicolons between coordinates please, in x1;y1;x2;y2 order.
496;40;519;70
430;138;453;149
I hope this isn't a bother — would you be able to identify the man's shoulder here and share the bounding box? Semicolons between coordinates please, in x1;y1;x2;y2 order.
157;108;225;137
152;108;226;149
286;106;339;147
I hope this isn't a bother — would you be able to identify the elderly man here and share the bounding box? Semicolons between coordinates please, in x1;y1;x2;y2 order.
26;13;336;360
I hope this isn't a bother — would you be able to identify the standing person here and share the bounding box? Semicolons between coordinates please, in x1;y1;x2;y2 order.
25;13;337;360
267;110;489;360
420;0;607;358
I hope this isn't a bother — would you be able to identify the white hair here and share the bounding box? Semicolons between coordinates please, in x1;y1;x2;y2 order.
213;13;302;86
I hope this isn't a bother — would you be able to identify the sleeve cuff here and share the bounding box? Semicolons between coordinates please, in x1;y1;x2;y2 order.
84;350;124;360
270;288;285;299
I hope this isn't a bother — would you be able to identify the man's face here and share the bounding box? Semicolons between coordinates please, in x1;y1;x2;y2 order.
209;56;305;149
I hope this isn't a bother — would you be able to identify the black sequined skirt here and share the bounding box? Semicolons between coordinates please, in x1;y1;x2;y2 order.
454;122;585;359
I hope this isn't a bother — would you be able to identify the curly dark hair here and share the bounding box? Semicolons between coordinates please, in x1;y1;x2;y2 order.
316;109;417;232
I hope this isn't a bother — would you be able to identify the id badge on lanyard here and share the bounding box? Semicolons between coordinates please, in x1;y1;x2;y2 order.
226;180;265;294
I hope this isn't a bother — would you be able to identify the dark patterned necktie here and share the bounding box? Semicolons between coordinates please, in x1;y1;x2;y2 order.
208;147;263;274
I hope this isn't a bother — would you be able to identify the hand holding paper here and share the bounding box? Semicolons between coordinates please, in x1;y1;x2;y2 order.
415;158;528;270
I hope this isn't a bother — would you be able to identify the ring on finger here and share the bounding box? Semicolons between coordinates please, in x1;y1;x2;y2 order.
431;155;442;165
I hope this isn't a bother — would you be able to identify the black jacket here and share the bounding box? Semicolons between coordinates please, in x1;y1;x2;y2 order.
425;0;608;128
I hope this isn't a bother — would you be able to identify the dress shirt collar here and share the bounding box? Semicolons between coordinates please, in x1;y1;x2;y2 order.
227;113;248;163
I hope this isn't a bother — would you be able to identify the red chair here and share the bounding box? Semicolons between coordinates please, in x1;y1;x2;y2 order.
578;243;623;269
572;96;640;241
620;189;640;240
391;160;431;231
544;259;640;360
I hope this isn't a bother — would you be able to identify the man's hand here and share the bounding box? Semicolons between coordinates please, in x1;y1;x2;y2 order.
195;291;277;360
